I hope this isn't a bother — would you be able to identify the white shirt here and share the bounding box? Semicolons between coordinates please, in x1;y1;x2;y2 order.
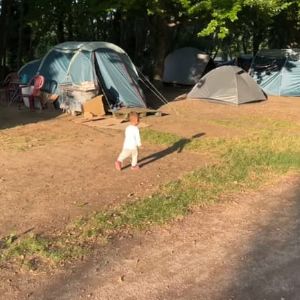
123;125;141;150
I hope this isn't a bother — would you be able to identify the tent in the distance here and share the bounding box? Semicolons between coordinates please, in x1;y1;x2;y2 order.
250;49;300;96
19;41;147;109
187;66;267;105
163;47;215;85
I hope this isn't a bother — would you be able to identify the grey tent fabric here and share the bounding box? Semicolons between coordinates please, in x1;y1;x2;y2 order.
163;47;214;85
188;66;267;105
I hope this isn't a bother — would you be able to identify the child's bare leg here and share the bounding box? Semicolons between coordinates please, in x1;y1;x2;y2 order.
131;149;139;168
115;149;131;170
118;149;131;163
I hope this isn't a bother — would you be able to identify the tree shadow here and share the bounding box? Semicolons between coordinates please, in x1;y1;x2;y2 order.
219;179;300;299
0;103;61;130
155;178;300;300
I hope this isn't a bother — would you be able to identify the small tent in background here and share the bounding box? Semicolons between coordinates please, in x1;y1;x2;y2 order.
250;49;300;96
163;47;215;85
187;66;267;105
18;41;147;109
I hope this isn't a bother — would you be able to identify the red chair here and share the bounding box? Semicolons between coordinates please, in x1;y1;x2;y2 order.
27;75;45;110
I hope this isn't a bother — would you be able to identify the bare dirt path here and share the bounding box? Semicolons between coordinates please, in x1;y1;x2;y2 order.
2;175;299;300
0;116;204;237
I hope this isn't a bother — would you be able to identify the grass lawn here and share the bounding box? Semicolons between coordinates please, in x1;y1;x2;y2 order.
1;115;300;270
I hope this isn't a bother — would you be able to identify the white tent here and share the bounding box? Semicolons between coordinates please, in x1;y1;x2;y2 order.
163;47;214;85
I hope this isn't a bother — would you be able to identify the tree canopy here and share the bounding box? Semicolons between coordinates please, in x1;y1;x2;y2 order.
1;0;300;80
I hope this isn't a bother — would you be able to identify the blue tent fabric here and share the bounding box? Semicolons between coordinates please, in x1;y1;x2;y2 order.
18;59;41;84
38;50;75;93
95;50;145;107
279;61;300;96
250;49;300;96
68;51;94;85
18;41;146;108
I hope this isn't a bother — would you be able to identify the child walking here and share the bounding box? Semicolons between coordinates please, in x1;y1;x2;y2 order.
115;112;141;171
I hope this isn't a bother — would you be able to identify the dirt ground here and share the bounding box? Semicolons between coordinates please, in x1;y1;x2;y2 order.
1;175;300;300
1;92;300;299
0;112;204;237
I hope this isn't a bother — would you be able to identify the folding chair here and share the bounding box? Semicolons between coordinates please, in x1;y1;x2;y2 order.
3;72;23;105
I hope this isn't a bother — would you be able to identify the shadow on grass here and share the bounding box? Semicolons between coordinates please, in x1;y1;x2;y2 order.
139;133;205;168
121;133;205;170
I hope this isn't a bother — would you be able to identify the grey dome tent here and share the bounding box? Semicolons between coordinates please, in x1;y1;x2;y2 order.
249;49;300;96
163;47;215;85
19;41;147;109
187;66;267;105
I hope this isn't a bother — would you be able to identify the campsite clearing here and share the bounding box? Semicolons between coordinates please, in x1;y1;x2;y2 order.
0;94;300;238
0;93;300;299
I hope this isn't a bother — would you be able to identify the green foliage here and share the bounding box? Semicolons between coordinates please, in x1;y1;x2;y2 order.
1;0;300;77
188;0;293;40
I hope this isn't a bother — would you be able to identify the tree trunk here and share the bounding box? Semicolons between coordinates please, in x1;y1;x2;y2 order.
252;32;262;56
150;15;172;81
67;11;74;40
0;0;12;79
57;18;65;43
17;0;24;69
133;16;148;66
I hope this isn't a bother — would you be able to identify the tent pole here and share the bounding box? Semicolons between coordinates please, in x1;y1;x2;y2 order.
137;69;168;105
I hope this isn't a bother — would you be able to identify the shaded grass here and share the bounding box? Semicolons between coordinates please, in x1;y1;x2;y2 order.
1;117;300;269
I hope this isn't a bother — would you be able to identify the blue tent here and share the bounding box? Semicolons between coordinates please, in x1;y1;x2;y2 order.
250;49;300;96
18;42;146;108
19;59;41;84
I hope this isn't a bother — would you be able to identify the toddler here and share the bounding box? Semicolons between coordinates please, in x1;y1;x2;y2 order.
115;112;141;171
